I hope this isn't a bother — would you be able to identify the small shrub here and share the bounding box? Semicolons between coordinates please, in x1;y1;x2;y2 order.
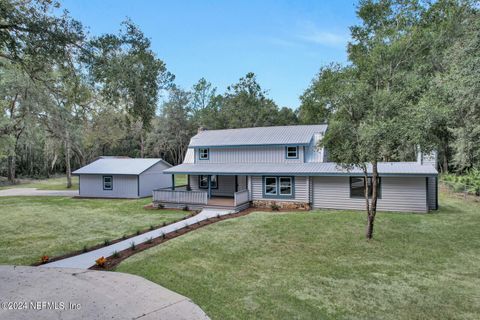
112;251;120;258
149;225;155;231
162;222;167;227
216;213;221;219
122;234;127;240
136;230;141;235
104;239;111;246
146;237;153;244
95;256;106;267
130;241;136;250
82;245;88;253
41;255;49;264
182;205;189;211
271;203;280;211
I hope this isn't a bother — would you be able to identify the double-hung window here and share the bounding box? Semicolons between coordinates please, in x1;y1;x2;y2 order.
103;176;113;190
264;176;294;198
279;177;293;195
199;175;217;189
264;177;277;195
286;146;298;159
199;148;209;160
350;177;381;198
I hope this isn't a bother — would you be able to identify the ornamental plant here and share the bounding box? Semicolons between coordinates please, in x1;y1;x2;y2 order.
95;256;106;267
41;255;49;263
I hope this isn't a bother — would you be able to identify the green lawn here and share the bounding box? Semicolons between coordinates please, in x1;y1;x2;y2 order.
117;191;480;320
0;176;79;190
0;197;186;265
175;174;187;186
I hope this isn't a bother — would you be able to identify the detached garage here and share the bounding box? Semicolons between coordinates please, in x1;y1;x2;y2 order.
73;158;172;198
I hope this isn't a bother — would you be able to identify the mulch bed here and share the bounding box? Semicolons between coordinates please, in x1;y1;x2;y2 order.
32;208;198;267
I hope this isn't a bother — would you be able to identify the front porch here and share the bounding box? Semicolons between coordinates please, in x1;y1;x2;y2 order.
153;174;250;212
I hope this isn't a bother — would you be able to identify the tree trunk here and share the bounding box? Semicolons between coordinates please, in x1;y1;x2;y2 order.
7;155;16;183
366;214;375;239
365;161;379;240
140;133;145;158
65;133;72;189
442;148;448;173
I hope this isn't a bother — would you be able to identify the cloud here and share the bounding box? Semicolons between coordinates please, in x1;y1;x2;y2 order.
265;21;349;50
297;21;349;47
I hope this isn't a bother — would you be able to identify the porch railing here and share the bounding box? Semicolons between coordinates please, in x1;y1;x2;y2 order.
153;189;208;205
234;189;249;206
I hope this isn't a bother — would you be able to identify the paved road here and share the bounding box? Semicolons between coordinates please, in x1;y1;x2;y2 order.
0;265;210;320
42;208;234;269
0;188;78;197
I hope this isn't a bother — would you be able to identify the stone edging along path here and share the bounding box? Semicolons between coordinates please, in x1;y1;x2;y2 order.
41;208;252;270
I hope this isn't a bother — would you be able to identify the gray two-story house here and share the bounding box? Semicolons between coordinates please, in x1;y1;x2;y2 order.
156;125;438;213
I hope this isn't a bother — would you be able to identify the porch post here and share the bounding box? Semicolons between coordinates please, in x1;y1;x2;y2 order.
171;174;175;190
207;175;212;199
235;175;238;192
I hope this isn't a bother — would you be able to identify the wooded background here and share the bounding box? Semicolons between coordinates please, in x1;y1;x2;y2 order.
1;0;478;186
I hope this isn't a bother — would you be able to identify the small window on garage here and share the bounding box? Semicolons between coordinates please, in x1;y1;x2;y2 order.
103;176;113;190
350;177;381;198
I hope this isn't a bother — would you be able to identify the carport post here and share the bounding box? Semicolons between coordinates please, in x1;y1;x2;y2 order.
172;174;175;190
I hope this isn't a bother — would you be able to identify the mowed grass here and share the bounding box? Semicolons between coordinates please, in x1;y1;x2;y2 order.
0;176;79;190
0;197;187;265
117;191;480;320
174;174;187;186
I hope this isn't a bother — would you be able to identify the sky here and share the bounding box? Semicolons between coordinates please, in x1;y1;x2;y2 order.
59;0;359;109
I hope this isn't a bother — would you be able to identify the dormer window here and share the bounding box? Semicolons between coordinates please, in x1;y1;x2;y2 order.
286;146;298;159
199;148;209;160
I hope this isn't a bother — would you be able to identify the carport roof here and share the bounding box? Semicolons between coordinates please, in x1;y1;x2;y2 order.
73;158;171;175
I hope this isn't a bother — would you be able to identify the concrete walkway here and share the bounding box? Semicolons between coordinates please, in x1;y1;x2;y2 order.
0;187;79;197
42;208;234;269
0;265;209;320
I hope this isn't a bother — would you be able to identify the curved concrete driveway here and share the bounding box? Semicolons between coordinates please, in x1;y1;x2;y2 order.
0;188;78;197
0;266;209;320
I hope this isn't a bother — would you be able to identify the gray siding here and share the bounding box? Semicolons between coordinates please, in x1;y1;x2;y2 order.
139;161;172;197
250;176;309;202
195;146;304;164
78;174;138;198
312;176;428;213
305;133;325;163
427;177;437;210
190;175;246;197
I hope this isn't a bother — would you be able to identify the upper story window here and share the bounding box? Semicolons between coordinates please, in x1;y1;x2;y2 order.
199;148;209;160
286;146;298;159
103;176;113;190
350;177;381;198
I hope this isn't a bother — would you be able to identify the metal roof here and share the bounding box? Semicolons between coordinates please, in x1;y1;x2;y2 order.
73;158;171;175
189;124;328;147
164;162;438;176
